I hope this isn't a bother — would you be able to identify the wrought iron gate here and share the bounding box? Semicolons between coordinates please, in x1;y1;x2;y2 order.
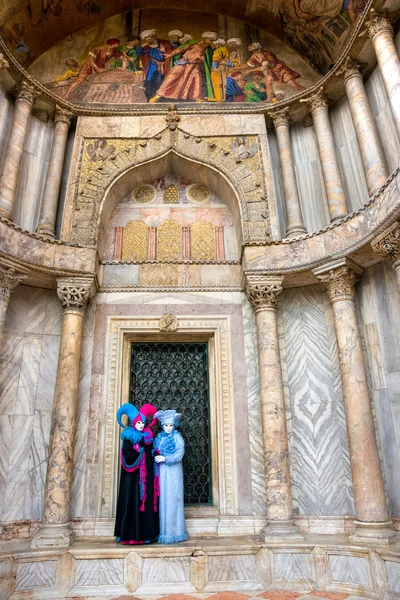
129;342;212;505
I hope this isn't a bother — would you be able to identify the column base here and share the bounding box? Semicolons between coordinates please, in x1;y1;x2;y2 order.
348;520;399;546
35;224;56;239
261;519;304;542
31;522;75;549
285;226;307;238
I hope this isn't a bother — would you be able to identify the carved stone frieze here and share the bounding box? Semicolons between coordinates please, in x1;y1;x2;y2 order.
244;272;284;311
371;221;400;261
70;127;269;247
56;277;93;312
300;86;328;112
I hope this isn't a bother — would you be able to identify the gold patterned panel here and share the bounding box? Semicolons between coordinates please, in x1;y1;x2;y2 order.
157;220;181;261
122;221;148;260
164;184;179;204
191;221;215;261
133;185;156;203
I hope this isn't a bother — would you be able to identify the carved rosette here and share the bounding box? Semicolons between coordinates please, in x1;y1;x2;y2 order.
56;278;93;313
268;106;290;128
0;265;28;300
301;86;328;112
245;273;283;311
54;106;74;127
0;52;9;71
337;57;362;83
316;266;359;303
364;9;394;42
15;80;39;107
371;222;400;261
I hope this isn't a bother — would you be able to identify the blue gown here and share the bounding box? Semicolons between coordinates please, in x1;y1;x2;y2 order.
154;431;188;543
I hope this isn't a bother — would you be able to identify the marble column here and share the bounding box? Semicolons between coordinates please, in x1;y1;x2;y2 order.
269;107;307;238
32;277;93;549
36;107;73;238
0;259;29;348
364;10;400;138
245;272;303;541
0;81;38;219
314;259;397;545
371;221;400;291
301;87;348;220
339;58;388;195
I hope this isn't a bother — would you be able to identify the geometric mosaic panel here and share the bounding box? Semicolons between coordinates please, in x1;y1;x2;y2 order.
122;220;148;260
191;221;215;261
157;219;181;261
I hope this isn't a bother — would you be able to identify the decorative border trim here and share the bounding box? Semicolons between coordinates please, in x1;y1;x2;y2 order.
99;285;243;293
100;315;238;518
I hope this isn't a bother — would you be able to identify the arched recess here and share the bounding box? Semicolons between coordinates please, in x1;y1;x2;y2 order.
97;150;246;258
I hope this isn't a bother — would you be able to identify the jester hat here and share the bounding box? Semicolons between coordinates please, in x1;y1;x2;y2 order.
117;403;158;430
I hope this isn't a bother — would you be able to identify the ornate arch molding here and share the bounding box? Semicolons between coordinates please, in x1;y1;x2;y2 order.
66;126;270;249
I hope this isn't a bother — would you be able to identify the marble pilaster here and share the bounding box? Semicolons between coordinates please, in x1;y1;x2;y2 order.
31;277;93;549
36;107;73;238
245;272;303;541
371;221;400;292
314;259;397;545
0;81;38;219
269;108;307;238
0;259;29;348
364;10;400;138
301;87;348;221
339;58;388;196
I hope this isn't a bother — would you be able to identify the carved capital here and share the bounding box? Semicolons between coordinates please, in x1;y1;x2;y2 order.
54;106;74;127
300;86;328;112
15;80;40;107
268;106;291;128
56;277;93;312
315;265;361;302
244;273;284;311
0;260;29;300
371;222;400;261
0;52;9;71
337;57;362;83
363;9;394;42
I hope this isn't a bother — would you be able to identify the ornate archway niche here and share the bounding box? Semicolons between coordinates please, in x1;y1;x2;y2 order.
64;126;270;254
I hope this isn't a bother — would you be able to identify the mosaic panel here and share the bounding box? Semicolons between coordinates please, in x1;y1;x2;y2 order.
191;221;215;261
157;219;181;261
122;220;148;260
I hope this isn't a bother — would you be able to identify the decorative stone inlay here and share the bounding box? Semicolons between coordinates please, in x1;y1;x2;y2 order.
245;273;283;311
371;221;400;260
133;184;156;203
301;86;328;111
54;105;74;126
56;277;93;312
315;265;359;302
269;106;291;128
159;314;179;331
187;183;210;203
0;52;9;70
71;127;268;246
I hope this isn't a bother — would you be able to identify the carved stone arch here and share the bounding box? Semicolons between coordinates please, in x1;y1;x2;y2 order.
66;126;269;253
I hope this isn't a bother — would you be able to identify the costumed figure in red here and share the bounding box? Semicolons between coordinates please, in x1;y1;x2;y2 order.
114;402;159;544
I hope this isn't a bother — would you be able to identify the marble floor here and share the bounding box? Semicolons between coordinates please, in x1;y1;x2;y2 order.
67;591;376;600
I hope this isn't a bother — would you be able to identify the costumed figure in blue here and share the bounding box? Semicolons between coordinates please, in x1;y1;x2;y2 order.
153;410;188;544
136;29;174;101
114;402;159;545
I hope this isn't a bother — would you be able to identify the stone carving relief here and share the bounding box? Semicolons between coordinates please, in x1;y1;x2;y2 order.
244;273;284;311
371;221;400;261
159;314;179;332
56;277;93;312
70;126;269;247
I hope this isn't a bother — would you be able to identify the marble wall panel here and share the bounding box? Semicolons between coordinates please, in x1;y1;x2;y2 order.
356;262;400;517
208;554;257;582
278;285;354;516
74;559;124;586
56;126;76;239
142;557;190;584
386;560;400;593
0;86;14;172
273;552;312;581
15;560;57;591
328;555;369;586
12;116;53;232
267;130;287;240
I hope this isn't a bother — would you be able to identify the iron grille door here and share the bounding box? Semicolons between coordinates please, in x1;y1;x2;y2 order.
130;342;212;505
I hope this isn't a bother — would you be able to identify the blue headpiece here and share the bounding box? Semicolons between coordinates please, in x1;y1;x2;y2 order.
154;409;182;427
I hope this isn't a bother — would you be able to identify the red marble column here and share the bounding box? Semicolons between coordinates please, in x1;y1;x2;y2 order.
114;227;124;260
148;227;157;260
182;226;191;260
215;227;225;260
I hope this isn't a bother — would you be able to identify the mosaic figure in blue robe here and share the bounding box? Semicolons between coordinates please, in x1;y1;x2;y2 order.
153;410;188;544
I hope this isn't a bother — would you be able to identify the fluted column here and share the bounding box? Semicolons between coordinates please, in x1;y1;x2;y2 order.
339;58;388;195
364;10;400;138
371;221;400;291
301;87;348;220
0;81;38;219
245;273;302;541
269;107;307;238
314;259;397;545
0;259;29;348
32;277;93;549
36;107;73;238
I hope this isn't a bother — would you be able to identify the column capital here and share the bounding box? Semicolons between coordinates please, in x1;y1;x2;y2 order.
313;258;363;302
371;221;400;262
14;80;40;107
0;258;29;300
337;57;362;83
54;105;74;127
56;277;94;313
362;9;394;42
300;86;328;112
0;52;9;71
244;272;284;311
268;106;291;128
